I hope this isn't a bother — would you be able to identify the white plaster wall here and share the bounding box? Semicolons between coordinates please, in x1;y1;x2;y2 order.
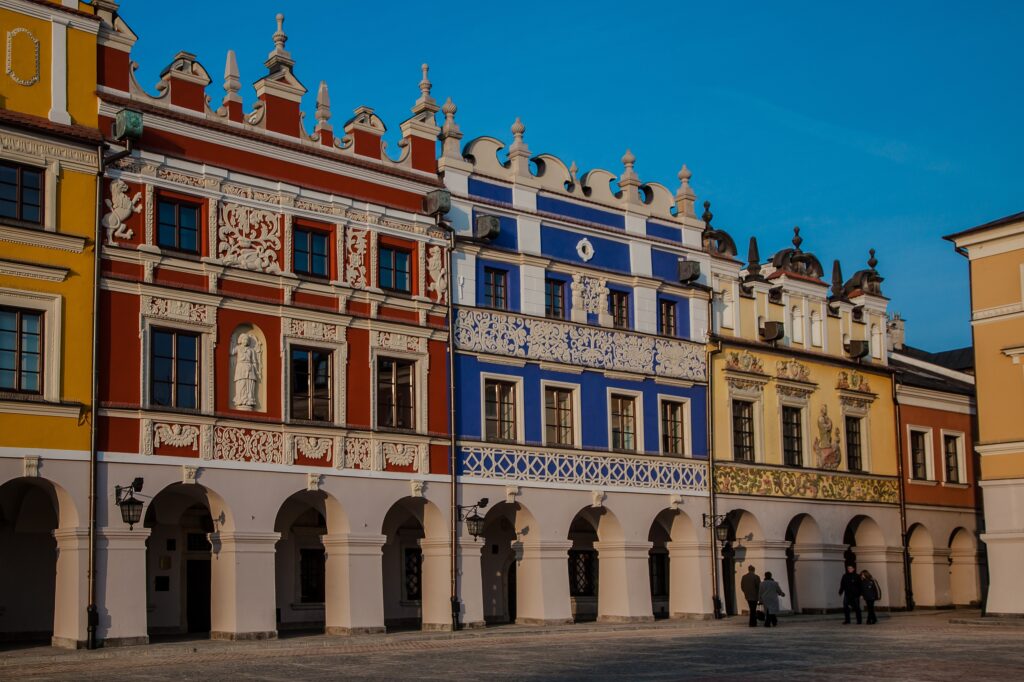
520;264;546;317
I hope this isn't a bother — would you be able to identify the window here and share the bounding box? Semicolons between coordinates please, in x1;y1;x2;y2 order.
299;548;325;603
910;430;928;480
659;300;677;337
782;406;803;467
290;347;332;421
649;552;668;598
294;227;329;278
484;267;508;309
846;416;863;472
0;306;42;393
610;394;637;452
0;161;43;226
732;400;755;462
545;278;565;319
379;246;411;292
661;400;686;456
810;310;823;347
719;289;735;330
791;306;804;344
377;357;415;429
150;329;199;409
484;379;517;442
944;434;961;483
156;199;199;253
609;291;630;329
871;324;882;359
404;547;422;601
568;550;596;597
545;386;574;447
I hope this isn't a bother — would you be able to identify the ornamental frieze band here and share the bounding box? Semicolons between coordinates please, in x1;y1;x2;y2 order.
714;463;899;504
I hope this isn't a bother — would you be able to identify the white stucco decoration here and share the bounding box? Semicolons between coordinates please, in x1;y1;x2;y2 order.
218;202;281;272
102;179;142;245
576;237;595;262
230;327;264;411
5;28;39;87
344;227;368;288
426;245;447;303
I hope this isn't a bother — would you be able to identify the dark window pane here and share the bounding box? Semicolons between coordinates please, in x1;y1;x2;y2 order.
782;406;803;467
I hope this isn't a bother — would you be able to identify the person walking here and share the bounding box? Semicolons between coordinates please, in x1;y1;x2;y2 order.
860;570;881;624
758;571;785;628
740;565;761;627
839;564;863;624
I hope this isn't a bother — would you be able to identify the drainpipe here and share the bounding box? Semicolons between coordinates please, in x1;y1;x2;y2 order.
892;372;914;611
706;295;724;618
86;144;104;650
440;219;460;631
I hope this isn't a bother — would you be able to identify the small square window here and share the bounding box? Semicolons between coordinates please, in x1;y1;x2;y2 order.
379;246;412;292
294;227;329;278
484;268;508;310
156;199;200;253
0;161;43;226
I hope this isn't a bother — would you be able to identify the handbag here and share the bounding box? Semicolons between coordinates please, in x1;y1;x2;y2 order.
756;603;766;621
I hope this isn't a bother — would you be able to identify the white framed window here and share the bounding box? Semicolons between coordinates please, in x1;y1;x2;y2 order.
810;309;823;347
727;380;766;463
777;390;810;468
284;334;347;426
140;295;215;413
369;331;429;433
607;388;644;453
657;394;691;457
940;430;967;485
907;426;935;481
541;380;580;448
840;399;872;473
480;372;524;443
0;288;62;403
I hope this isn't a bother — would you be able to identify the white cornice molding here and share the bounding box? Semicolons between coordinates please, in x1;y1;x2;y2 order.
891;352;975;384
0;399;82;418
974;441;1024;456
0;0;100;33
0;224;87;253
950;220;1024;257
0;258;69;281
895;384;975;415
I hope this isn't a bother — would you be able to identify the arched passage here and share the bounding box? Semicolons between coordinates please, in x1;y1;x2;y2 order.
567;508;602;622
784;513;836;613
273;491;339;634
648;513;672;619
907;523;951;608
649;509;711;619
479;501;526;625
381;497;448;631
843;514;899;609
949;528;981;607
0;477;79;644
721;509;764;616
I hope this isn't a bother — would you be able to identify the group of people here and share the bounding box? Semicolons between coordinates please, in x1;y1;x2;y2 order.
739;564;883;628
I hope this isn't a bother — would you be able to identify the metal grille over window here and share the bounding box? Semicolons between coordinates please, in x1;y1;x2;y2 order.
568;550;596;597
782;406;803;467
403;547;422;601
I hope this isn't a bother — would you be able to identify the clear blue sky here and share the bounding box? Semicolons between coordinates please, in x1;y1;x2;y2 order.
119;0;1024;351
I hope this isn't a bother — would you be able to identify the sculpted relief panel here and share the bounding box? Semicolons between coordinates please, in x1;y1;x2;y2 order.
715;463;898;504
218;202;281;272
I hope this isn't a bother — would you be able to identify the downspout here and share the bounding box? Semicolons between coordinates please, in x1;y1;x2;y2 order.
892;372;914;611
706;295;724;618
442;220;459;631
86;144;104;650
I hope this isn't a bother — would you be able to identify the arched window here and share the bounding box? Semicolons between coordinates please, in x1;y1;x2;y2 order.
810;310;823;347
791;305;804;344
871;324;882;359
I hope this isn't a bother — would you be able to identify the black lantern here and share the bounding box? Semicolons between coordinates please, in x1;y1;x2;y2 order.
703;511;731;544
714;521;730;544
115;477;145;530
457;498;489;540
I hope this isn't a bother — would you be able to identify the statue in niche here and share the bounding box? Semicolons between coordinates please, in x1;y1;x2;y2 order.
230;332;261;410
813;404;842;470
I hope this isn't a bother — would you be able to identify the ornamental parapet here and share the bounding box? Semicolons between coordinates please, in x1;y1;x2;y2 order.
458;443;707;493
714;462;899;504
454;308;706;382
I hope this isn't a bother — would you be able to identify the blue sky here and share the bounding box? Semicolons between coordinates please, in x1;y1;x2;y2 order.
119;1;1024;351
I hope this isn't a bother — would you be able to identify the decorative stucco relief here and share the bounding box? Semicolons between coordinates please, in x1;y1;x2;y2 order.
217;202;281;272
571;274;607;314
426;245;447;303
777;359;811;382
714;463;898;504
344;437;374;469
296;436;331;460
214;427;286;464
381;442;418;466
286;318;340;342
375;331;426;354
837;370;872;393
725;350;764;374
102;179;141;245
154;423;200;450
143;296;211;325
344;227;368;288
5;28;39;87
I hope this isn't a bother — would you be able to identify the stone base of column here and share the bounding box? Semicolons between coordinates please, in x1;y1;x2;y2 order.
421;622;453;632
670;612;715;621
211;630;278;641
101;635;150;647
326;625;387;636
51;636;86;650
597;614;655;624
461;620;487;629
516;617;574;626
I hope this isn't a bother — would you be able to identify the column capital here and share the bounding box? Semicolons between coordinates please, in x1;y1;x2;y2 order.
419;538;453;557
593;540;653;559
321;532;386;548
97;527;152;548
209;530;281;554
52;527;90;546
667;540;712;558
522;539;573;557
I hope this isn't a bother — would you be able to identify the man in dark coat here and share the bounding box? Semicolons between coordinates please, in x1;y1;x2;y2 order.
839;564;863;624
740;565;761;627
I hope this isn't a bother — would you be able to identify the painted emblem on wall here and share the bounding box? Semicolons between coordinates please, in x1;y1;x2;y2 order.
714;463;898;504
837;370;872;393
777;358;811;382
218;202;281;272
102;179;142;245
5;28;39;86
812;405;842;470
576;238;595;262
725;350;765;374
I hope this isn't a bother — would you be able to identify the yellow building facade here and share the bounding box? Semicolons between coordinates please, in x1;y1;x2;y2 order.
704;221;905;615
948;211;1024;616
0;0;101;647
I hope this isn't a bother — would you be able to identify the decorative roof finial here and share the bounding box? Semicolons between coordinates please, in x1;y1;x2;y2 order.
675;164;696;218
747;236;761;276
569;161;579;184
508;118;531;177
702;200;713;229
439;97;462;160
792;226;803;251
622;149;635;170
511;117;526;140
419;63;432;100
831;259;844;299
315;80;332;128
868;248;878;271
273;13;288;55
223;49;240;98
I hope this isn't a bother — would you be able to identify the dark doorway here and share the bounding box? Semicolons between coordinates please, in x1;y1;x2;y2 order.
507;560;517;623
722;544;737;616
186;559;211;634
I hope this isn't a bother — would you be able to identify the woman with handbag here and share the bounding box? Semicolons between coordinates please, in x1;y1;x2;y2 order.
860;570;881;624
758;571;786;628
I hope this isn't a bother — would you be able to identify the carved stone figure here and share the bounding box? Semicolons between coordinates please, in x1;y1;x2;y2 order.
812;405;841;470
230;332;261;410
217;202;281;272
426;245;447;303
102;179;142;244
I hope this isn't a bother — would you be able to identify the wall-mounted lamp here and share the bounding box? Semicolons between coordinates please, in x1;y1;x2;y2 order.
114;477;145;529
457;497;489;539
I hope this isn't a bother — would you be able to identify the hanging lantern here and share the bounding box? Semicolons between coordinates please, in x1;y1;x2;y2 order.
119;493;144;529
465;510;485;539
715;521;730;544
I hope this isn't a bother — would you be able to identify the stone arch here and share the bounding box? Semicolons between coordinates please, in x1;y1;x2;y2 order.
381;496;448;630
843;514;898;609
785;513;832;613
479;500;538;625
721;508;765;616
907;523;949;607
649;509;710;619
948;527;981;607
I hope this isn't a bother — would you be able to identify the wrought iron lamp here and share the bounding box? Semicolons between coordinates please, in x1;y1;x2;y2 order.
703;512;731;543
114;477;145;529
457;498;489;539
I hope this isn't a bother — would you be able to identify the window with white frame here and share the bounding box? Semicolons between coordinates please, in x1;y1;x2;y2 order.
782;405;804;467
377;357;416;429
610;392;639;452
544;384;576;447
908;427;933;480
732;399;755;462
660;398;688;456
942;431;965;484
290;346;333;422
0;289;62;403
727;378;766;463
484;378;518;442
150;328;200;410
845;415;863;472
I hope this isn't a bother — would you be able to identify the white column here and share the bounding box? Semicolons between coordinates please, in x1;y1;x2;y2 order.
96;528;151;646
457;536;485;629
321;533;386;635
209;531;280;640
51;528;89;649
593;541;654;623
790;543;846;613
419;538;453;631
910;547;952;607
949;547;983;606
516;540;573;625
48;17;72;125
857;545;906;610
667;540;715;619
741;540;793;613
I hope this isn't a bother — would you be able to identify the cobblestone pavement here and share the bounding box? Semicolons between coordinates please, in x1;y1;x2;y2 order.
2;610;1021;681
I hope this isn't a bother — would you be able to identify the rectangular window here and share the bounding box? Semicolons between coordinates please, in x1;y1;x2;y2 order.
782;406;803;467
910;430;928;480
299;548;326;603
649;552;668;598
150;329;199;409
661;400;686;456
484;267;508;310
659;300;677;337
377;357;415;429
0;306;42;393
732;400;755;462
544;386;574;447
568;549;596;597
290;347;332;421
846;416;863;472
294;227;329;278
610;394;637;452
156;199;199;253
609;290;630;329
0;161;43;226
545;278;565;319
379;246;411;292
404;547;423;601
484;379;517;442
944;434;961;483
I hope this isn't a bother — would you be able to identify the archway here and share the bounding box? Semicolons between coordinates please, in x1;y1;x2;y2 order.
479;501;521;625
381;497;447;631
648;513;671;619
143;483;229;639
843;514;896;609
722;509;763;616
567;510;601;623
949;528;981;607
0;477;75;644
273;491;331;635
907;523;951;607
784;514;829;613
648;509;709;619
